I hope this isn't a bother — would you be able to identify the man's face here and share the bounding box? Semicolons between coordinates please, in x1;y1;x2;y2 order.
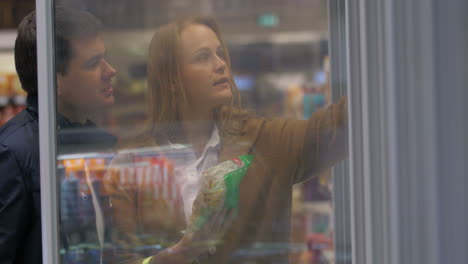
57;35;117;117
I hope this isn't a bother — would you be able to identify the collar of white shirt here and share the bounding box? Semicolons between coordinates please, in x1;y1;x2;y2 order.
168;125;220;166
169;125;221;222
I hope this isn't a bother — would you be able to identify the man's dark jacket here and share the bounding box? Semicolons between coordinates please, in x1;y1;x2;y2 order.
0;96;116;264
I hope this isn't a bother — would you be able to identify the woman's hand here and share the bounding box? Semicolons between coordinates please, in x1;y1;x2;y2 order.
148;207;236;264
178;207;236;258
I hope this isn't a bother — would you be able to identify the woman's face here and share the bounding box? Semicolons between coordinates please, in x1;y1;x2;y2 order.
179;24;232;114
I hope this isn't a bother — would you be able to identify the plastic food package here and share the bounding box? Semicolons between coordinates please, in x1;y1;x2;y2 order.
189;155;254;231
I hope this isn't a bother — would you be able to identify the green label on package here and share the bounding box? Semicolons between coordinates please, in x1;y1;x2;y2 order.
223;155;254;209
189;154;254;231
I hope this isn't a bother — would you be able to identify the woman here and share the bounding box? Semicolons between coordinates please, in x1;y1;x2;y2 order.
107;16;347;264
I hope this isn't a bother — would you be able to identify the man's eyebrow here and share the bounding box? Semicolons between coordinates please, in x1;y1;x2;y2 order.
85;53;105;64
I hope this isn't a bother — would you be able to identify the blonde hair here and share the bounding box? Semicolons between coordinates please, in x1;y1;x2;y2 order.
145;16;252;144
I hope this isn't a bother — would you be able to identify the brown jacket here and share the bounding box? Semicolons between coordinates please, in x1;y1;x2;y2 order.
106;97;348;264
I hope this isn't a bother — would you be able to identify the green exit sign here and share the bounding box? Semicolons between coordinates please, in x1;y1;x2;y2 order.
258;14;279;27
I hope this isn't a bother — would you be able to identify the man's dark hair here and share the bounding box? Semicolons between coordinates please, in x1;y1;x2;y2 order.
14;7;102;96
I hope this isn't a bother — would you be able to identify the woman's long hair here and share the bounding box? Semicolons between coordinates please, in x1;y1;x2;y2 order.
144;16;253;145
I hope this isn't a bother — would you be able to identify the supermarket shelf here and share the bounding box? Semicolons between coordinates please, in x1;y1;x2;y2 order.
0;30;17;51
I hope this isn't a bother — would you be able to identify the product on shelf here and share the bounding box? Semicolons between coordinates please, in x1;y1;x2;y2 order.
189;155;254;232
60;150;184;250
0;73;26;126
105;155;180;208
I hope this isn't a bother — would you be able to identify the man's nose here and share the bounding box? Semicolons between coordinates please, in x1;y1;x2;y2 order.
103;59;117;78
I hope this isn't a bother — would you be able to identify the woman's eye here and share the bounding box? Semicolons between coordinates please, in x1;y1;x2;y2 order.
217;51;226;60
195;53;209;62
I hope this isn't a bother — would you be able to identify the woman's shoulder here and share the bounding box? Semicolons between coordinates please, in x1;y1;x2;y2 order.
221;106;306;136
220;107;263;134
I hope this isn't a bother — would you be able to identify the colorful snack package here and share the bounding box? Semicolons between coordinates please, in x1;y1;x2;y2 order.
189;155;254;231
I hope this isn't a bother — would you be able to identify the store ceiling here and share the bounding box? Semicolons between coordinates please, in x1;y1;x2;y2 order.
156;0;328;34
59;0;328;34
2;0;328;35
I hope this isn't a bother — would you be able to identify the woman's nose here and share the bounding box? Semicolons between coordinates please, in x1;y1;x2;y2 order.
214;55;227;72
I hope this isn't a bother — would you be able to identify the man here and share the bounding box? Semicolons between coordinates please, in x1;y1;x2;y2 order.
0;7;117;263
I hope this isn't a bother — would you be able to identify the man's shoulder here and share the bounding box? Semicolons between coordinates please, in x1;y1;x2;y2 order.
0;109;39;154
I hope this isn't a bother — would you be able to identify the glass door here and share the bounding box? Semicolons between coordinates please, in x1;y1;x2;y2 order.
36;0;352;263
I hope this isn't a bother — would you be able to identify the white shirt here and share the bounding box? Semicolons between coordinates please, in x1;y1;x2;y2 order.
170;126;221;222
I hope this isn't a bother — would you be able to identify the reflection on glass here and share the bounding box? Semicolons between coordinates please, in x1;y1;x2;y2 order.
52;6;118;263
55;1;348;264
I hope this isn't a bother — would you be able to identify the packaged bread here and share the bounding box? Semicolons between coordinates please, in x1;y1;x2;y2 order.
189;155;254;231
